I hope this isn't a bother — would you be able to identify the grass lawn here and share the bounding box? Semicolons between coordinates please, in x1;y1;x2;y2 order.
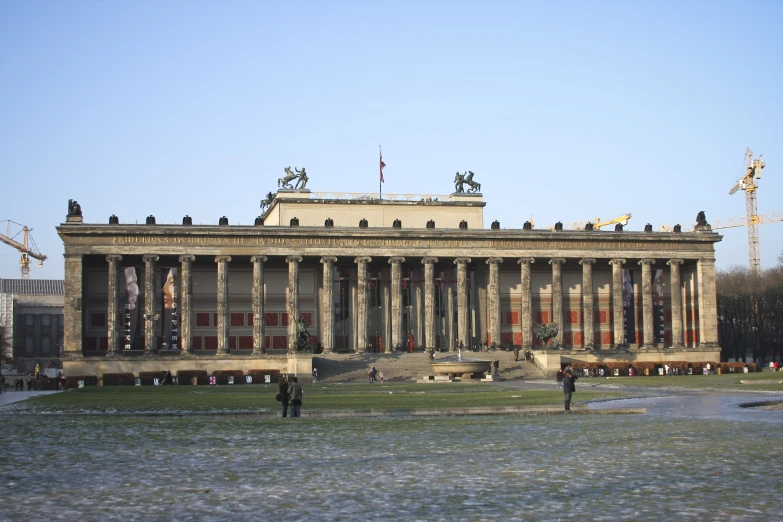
17;382;626;413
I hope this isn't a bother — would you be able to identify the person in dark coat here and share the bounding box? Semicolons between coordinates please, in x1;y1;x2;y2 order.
562;369;576;411
278;376;290;417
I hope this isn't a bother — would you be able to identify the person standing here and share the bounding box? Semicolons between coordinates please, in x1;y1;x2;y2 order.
287;377;303;418
514;346;520;361
378;370;384;384
312;367;318;383
556;369;563;389
562;369;576;411
278;376;290;418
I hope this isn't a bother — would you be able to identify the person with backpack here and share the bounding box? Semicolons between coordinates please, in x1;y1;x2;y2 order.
287;377;303;418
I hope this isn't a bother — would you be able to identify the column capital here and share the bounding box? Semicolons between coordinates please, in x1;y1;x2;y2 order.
421;257;438;265
63;252;82;259
579;258;596;266
285;255;302;264
251;255;268;263
215;255;232;263
609;258;626;266
517;257;535;265
354;256;371;264
548;258;566;265
142;254;159;263
320;256;337;264
388;256;406;264
666;258;684;266
485;257;503;265
106;254;123;263
178;254;195;263
454;257;472;265
698;257;716;265
638;258;656;266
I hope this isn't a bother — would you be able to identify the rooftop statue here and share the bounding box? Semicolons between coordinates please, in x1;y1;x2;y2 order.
454;171;481;193
260;191;275;212
278;166;308;190
67;199;82;217
696;210;708;226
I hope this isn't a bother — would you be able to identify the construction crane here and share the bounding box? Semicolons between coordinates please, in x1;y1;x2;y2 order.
546;213;633;230
0;220;47;279
729;148;766;273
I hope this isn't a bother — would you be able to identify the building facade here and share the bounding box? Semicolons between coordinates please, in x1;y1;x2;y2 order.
0;278;64;372
57;190;722;377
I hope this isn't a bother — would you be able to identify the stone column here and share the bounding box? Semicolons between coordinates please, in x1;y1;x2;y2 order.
179;255;195;354
63;253;84;357
355;257;371;353
215;255;232;355
486;258;503;348
667;259;684;348
421;258;438;350
320;256;337;353
286;256;302;354
446;284;454;351
639;259;655;348
143;254;159;355
455;258;471;351
698;257;719;346
609;259;626;347
389;257;405;351
106;255;122;356
415;284;423;349
251;255;268;355
549;258;565;347
579;258;596;350
517;258;535;349
383;282;391;353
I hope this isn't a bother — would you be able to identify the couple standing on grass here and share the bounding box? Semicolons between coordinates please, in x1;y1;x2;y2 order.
277;376;303;418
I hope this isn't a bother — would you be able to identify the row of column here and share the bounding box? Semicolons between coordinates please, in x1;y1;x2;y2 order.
98;254;718;357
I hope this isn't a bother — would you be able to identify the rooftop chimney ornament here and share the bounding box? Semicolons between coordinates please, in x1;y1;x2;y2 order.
490;220;500;230
554;222;563;231
615;223;624;231
254;216;264;226
426;220;435;229
182;215;193;225
219;216;229;226
325;218;334;227
523;221;532;231
108;215;119;225
146;215;156;225
644;223;653;232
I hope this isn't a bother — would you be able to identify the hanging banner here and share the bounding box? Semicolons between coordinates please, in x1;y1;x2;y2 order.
122;266;143;350
652;269;666;343
622;269;636;344
160;267;180;350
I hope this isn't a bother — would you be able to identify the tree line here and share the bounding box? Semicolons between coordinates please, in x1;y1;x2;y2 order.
717;258;783;363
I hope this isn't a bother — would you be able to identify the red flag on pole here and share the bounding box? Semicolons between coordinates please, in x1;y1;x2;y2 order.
380;149;386;183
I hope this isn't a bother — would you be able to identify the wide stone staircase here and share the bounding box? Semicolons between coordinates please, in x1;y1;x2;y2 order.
312;351;545;383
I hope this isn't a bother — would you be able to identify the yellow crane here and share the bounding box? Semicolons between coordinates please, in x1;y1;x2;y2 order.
0;220;47;279
729;148;766;273
544;213;633;230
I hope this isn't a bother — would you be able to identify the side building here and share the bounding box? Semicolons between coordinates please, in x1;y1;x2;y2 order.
0;278;64;373
57;190;722;378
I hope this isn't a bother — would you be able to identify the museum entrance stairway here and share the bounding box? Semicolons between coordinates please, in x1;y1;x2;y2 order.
311;351;545;383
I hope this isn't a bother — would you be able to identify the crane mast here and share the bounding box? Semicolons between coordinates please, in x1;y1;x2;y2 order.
729;148;765;274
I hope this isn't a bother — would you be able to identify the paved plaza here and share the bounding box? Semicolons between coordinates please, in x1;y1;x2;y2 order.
2;385;783;521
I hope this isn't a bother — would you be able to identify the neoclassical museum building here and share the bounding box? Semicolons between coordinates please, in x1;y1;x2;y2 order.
58;187;722;377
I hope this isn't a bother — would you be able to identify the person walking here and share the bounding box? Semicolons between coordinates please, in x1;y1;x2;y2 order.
562;369;576;411
556;369;563;389
369;366;377;383
287;377;303;418
312;367;318;383
514;346;520;361
277;376;290;418
378;370;384;384
493;359;500;378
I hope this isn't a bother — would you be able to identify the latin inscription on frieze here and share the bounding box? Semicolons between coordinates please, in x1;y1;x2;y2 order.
111;235;685;250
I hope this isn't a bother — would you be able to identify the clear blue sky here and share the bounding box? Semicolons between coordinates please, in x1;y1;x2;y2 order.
1;1;781;280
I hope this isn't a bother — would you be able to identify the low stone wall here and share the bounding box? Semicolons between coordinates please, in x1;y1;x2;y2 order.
63;354;313;379
532;348;722;377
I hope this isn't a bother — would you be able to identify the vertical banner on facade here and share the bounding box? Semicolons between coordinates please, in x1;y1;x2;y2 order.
161;268;180;350
652;269;665;343
122;266;143;350
622;269;635;344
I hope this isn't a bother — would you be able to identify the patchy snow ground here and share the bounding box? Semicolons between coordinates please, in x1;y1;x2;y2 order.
1;413;781;521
